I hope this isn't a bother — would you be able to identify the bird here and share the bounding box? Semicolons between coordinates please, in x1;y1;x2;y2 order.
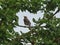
23;16;31;27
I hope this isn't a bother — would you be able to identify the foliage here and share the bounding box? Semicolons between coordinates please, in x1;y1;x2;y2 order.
0;0;60;45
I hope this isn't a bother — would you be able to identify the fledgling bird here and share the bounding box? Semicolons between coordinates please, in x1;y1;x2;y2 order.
23;16;31;27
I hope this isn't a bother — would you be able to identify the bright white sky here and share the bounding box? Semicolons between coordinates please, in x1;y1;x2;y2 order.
14;10;43;34
14;10;60;34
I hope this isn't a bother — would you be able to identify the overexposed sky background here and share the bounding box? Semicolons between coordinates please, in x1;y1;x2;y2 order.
14;10;43;34
14;10;60;34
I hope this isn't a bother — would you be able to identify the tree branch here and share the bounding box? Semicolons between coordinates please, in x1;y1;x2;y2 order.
18;25;46;29
53;8;60;16
18;25;34;28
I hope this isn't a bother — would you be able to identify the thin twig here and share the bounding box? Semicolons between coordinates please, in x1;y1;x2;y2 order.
18;25;34;28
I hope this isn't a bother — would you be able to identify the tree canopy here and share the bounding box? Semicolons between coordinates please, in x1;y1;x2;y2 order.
0;0;60;45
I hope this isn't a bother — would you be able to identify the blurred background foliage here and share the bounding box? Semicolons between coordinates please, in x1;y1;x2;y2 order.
0;0;60;45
